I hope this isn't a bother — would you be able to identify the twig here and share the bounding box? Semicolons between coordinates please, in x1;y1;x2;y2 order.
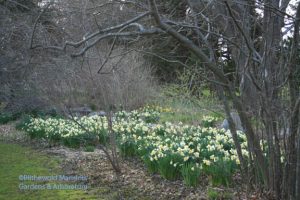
30;2;52;49
31;11;151;51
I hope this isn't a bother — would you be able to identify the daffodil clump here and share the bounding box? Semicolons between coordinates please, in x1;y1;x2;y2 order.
22;108;252;187
23;116;108;147
115;118;248;186
116;107;160;123
201;115;219;128
142;105;174;113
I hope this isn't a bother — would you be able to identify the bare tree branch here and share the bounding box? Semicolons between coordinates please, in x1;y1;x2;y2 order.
31;11;152;50
30;2;52;48
70;29;163;57
148;0;228;85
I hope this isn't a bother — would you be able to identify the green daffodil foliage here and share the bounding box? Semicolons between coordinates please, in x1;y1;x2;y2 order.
21;106;267;187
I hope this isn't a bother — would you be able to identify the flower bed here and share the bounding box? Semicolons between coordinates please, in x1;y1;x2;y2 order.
21;107;251;186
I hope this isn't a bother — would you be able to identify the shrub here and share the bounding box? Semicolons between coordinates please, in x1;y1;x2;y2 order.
0;112;15;124
15;115;32;130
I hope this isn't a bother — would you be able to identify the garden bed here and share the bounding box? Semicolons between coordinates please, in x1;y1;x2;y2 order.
0;105;272;199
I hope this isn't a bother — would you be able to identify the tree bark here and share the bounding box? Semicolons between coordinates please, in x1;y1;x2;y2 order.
284;2;300;199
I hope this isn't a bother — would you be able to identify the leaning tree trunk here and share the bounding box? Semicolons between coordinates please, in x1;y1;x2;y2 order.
217;85;247;177
284;3;300;199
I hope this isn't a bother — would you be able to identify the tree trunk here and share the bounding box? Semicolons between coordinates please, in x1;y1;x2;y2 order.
284;3;300;199
217;85;247;177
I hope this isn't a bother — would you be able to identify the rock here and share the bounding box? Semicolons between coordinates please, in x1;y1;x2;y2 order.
279;127;291;139
88;111;106;117
221;112;244;131
69;106;92;116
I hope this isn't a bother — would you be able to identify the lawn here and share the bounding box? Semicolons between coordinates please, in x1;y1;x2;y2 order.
0;142;99;200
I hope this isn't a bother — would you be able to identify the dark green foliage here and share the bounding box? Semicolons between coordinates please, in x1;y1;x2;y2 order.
89;103;97;111
84;145;95;152
62;133;101;149
119;141;138;157
15;114;31;130
97;130;109;145
62;138;78;148
142;156;158;174
0;107;60;125
203;159;236;187
144;36;189;82
26;127;46;140
0;112;15;124
157;154;181;180
181;163;201;187
143;115;160;123
62;135;84;148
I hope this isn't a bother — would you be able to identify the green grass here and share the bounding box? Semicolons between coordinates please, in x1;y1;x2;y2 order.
0;142;98;200
153;87;223;125
0;141;154;200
